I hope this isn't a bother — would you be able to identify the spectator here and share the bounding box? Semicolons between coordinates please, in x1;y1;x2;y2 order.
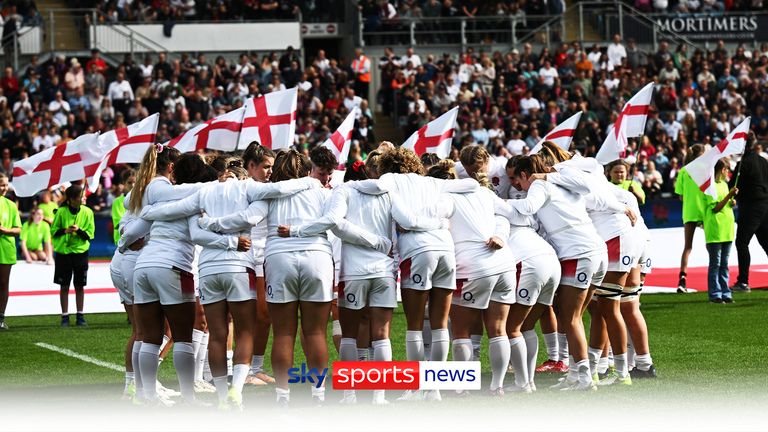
704;159;737;303
51;184;94;327
0;173;20;330
107;71;134;116
607;34;626;69
20;207;53;265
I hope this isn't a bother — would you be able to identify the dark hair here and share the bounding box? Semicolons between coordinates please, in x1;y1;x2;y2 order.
377;147;425;175
507;154;546;177
686;144;706;165
243;142;276;170
420;152;441;169
128;145;181;212
119;168;136;184
208;154;231;176
344;160;368;182
272;149;311;182
174;154;210;185
714;158;727;174
310;146;338;171
228;166;249;180
65;184;83;201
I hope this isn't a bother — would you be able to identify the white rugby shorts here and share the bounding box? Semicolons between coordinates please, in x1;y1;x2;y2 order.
400;251;456;291
453;270;516;309
134;266;196;305
264;251;334;303
516;253;561;306
559;252;607;290
337;277;397;310
199;269;258;305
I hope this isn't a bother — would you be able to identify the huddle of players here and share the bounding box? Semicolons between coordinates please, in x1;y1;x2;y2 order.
109;139;657;410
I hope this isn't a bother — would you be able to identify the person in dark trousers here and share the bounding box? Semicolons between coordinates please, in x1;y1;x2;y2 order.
51;185;95;327
729;133;768;292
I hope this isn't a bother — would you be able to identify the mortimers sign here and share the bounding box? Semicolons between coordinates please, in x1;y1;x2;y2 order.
621;13;768;42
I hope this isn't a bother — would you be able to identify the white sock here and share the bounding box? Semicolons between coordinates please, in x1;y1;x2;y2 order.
522;330;538;384
173;342;197;402
627;334;636;370
232;364;250;394
614;352;628;378
194;332;209;382
543;332;558;361
405;330;425;361
138;342;161;400
332;320;342;338
372;339;392;361
160;335;171;354
608;346;614;366
598;356;610;374
587;347;602;377
357;348;369;361
203;350;212;382
372;339;391;403
421;319;432;359
192;329;204;359
125;371;135;391
311;385;325;401
368;347;374;361
451;338;472;362
251;355;265;374
557;333;569;364
213;375;229;403
226;350;234;376
508;336;528;388
132;341;143;398
488;336;510;391
576;359;591;385
566;356;577;382
470;334;483;361
430;329;450;362
635;353;653;371
276;387;290;402
340;338;357;361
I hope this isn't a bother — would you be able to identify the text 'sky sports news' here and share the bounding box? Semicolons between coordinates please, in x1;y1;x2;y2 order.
287;362;482;390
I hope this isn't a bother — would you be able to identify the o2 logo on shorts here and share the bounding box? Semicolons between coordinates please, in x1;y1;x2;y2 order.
412;274;425;287
462;291;475;304
518;288;530;302
645;258;652;268
346;293;357;305
577;272;588;283
266;285;273;298
622;255;632;266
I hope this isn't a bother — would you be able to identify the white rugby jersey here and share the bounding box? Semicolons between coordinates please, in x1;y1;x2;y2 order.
349;173;478;260
265;187;333;258
508;180;605;260
138;177;317;277
290;185;396;281
548;165;632;241
443;188;516;280
455;156;512;199
615;186;650;243
497;201;558;262
134;177;200;272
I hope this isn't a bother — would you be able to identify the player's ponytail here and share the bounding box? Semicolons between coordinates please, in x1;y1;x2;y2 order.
459;145;489;172
128;144;180;212
425;159;457;180
271;149;310;182
539;141;571;167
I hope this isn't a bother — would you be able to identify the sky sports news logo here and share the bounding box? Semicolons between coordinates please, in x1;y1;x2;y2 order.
332;361;481;391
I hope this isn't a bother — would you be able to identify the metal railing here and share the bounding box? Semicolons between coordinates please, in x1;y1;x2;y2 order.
360;14;558;49
90;11;170;55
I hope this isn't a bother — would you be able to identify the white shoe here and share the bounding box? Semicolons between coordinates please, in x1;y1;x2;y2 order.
562;380;597;391
156;382;181;398
396;390;424;402
504;383;532;394
550;378;577;390
423;390;442;402
339;392;357;404
194;380;216;393
529;381;537;392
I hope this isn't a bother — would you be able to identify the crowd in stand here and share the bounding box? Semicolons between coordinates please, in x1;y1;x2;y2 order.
2;34;768;215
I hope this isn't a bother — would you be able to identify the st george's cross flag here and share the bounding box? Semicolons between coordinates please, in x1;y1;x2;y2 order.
685;117;750;198
12;133;100;197
402;107;458;159
169;107;245;153
238;87;297;150
531;111;582;154
596;83;655;165
322;107;359;166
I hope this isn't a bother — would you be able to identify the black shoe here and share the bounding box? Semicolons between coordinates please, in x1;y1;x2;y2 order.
709;298;723;304
629;365;658;379
76;314;87;326
723;297;734;304
0;320;8;330
731;282;751;292
677;276;688;293
61;315;70;327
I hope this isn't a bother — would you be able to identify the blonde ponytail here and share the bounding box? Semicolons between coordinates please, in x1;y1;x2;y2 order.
128;147;157;212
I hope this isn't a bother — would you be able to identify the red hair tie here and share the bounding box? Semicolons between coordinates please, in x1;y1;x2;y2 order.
155;143;164;153
352;160;364;172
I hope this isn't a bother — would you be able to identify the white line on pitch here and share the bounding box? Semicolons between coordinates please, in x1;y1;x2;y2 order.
34;342;123;372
